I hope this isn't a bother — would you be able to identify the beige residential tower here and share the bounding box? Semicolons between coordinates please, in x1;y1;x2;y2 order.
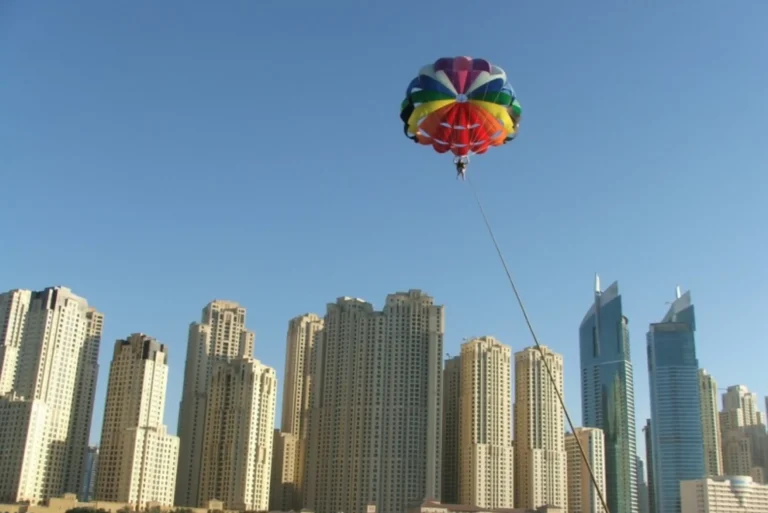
0;287;103;504
271;314;323;511
565;428;606;513
175;300;255;507
303;290;443;513
698;370;722;477
198;357;276;511
94;334;179;507
514;345;568;511
456;337;514;508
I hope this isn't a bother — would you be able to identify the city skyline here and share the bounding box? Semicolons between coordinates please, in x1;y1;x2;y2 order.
1;281;764;470
1;282;767;513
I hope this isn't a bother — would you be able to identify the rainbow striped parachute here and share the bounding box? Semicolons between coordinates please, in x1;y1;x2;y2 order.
400;56;521;159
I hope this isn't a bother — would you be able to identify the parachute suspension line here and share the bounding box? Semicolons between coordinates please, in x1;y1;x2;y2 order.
466;176;612;513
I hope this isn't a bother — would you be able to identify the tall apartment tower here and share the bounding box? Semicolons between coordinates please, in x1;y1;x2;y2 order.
94;334;179;507
720;385;768;482
0;287;103;504
271;314;324;511
579;276;638;513
303;290;444;513
442;356;461;505
514;345;568;511
565;427;606;513
175;300;255;507
199;358;276;511
647;288;705;513
449;337;514;508
698;369;723;477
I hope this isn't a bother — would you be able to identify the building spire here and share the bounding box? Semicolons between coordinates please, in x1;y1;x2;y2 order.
675;285;682;299
595;273;601;295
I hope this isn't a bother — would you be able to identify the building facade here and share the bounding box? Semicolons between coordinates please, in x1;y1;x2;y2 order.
271;314;323;511
94;334;178;507
565;428;606;513
579;277;638;513
0;287;103;504
680;476;768;513
175;300;255;507
647;288;705;513
720;385;768;482
456;337;514;508
79;446;98;502
514;346;567;511
303;290;443;513
643;420;656;513
637;456;649;513
442;356;462;505
697;370;722;477
198;358;276;511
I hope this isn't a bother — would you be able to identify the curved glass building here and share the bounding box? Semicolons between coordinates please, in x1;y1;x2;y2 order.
647;288;705;513
579;276;638;513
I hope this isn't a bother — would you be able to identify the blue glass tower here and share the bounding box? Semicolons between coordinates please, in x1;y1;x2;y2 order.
647;287;705;513
579;276;638;513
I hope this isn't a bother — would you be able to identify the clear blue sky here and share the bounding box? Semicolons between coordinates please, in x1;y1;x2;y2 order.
2;1;767;463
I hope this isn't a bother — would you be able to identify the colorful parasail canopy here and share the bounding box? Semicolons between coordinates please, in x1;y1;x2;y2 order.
400;56;521;158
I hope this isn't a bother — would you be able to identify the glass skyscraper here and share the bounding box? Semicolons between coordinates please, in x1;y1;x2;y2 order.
647;288;705;513
579;276;638;513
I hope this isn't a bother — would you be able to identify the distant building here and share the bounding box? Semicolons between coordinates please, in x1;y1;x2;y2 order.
79;446;98;502
636;456;649;513
442;356;462;505
408;499;564;513
303;290;444;513
175;300;255;507
680;475;768;513
647;287;705;513
271;314;323;511
698;370;723;477
565;428;606;513
198;357;276;511
720;385;768;482
443;337;514;508
579;276;638;513
643;420;656;513
514;346;567;511
0;287;103;504
94;334;179;507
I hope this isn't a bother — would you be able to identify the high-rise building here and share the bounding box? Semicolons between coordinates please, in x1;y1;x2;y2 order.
199;357;276;511
720;385;768;482
643;420;656;513
647;288;705;513
175;300;255;507
514;345;567;511
271;314;323;511
698;370;723;477
565;427;607;513
637;456;649;513
303;290;443;513
442;356;461;505
94;334;179;507
680;476;768;513
451;337;514;509
579;276;638;513
0;287;103;504
80;446;98;502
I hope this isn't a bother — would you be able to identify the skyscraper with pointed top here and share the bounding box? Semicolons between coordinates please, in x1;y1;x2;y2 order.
647;287;705;513
579;275;638;513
